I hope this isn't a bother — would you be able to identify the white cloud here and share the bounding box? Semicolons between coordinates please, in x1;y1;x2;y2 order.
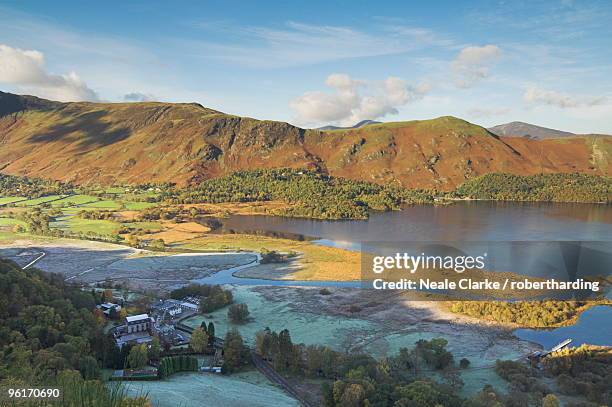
290;73;429;126
123;92;157;102
523;86;605;108
0;43;98;101
451;45;501;88
188;21;454;68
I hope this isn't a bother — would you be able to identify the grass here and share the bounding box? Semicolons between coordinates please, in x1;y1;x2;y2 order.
0;217;27;227
18;195;66;206
124;201;157;210
77;199;157;210
58;217;121;236
178;233;361;280
50;194;100;207
0;196;27;205
79;199;123;209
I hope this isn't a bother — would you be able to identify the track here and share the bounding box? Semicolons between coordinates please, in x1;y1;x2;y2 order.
251;352;315;407
23;251;46;269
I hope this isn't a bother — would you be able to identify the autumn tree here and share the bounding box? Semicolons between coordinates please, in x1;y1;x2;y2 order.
190;327;209;353
127;344;148;369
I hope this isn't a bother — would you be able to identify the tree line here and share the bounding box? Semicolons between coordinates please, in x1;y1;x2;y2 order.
162;169;434;220
0;257;149;406
449;300;604;328
454;173;611;203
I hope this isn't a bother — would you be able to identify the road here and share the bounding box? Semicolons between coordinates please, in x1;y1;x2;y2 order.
22;251;46;269
251;352;315;407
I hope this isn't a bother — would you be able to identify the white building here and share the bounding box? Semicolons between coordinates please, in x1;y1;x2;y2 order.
126;314;152;334
98;302;121;316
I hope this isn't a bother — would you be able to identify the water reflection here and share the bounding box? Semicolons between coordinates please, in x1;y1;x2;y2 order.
207;202;612;244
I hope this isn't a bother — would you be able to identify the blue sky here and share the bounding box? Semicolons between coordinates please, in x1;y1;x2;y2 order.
1;0;611;133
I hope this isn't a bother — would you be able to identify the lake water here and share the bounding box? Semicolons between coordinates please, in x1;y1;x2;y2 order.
211;201;611;244
514;305;612;348
202;202;611;345
208;202;612;282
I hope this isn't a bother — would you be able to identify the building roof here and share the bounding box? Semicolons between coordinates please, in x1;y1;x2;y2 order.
126;314;150;323
180;302;199;309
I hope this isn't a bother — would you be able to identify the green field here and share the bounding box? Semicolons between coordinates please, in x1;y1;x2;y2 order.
124;201;157;210
76;199;156;210
53;217;121;235
0;217;28;227
50;194;100;207
79;200;123;209
18;195;66;206
0;196;27;205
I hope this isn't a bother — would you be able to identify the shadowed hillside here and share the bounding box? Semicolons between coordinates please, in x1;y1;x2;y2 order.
0;91;609;190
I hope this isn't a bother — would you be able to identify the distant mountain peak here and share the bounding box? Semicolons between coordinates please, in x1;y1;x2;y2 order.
317;119;381;131
487;121;575;139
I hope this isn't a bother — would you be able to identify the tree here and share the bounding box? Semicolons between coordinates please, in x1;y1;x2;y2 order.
78;355;100;379
256;329;273;359
190;327;209;353
228;303;250;323
149;239;165;251
102;289;114;302
207;322;215;340
542;394;560;407
92;309;106;325
108;306;119;320
223;330;245;373
149;337;161;360
127;344;148;369
395;381;441;407
339;383;366;407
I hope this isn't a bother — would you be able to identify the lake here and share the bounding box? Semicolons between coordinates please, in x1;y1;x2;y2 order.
211;201;612;245
207;201;612;282
514;305;612;348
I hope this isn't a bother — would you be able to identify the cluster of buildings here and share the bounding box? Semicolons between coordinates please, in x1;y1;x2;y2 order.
111;297;200;349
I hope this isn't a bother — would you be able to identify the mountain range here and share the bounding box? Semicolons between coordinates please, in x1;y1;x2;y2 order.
487;121;576;139
0;91;609;190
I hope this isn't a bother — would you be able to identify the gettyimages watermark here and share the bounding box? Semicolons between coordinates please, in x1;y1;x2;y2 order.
360;241;610;301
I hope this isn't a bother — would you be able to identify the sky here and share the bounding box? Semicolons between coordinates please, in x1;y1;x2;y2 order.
0;0;611;133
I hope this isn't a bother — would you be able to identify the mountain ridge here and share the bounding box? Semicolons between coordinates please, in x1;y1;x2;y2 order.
0;91;609;190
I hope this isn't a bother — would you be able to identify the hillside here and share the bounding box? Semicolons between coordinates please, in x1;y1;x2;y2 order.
488;121;575;139
0;91;609;190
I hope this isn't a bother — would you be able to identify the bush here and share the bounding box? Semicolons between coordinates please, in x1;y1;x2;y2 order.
158;355;198;378
228;303;250;323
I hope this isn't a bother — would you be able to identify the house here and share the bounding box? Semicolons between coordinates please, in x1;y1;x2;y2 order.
126;314;152;334
151;299;184;318
179;301;199;312
113;314;155;348
97;302;121;316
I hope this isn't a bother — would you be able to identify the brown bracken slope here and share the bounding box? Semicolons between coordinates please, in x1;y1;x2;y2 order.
0;91;609;190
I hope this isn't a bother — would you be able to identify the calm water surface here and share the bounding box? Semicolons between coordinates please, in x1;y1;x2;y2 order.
204;202;611;345
514;305;612;347
213;201;612;245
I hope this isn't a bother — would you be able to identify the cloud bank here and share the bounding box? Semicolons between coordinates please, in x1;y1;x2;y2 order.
123;92;156;102
452;45;501;88
523;86;605;108
290;73;429;126
0;44;98;101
